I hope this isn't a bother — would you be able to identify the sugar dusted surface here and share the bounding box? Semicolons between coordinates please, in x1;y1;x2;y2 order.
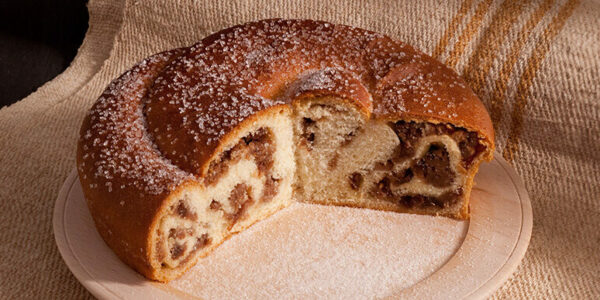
79;49;192;196
144;19;479;174
169;203;468;299
80;18;488;198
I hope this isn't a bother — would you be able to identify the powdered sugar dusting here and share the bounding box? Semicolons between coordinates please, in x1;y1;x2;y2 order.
144;20;384;173
282;67;371;108
78;49;192;196
170;203;467;298
141;19;474;174
81;19;478;193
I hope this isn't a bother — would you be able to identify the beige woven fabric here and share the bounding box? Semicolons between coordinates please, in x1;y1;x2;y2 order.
0;0;598;298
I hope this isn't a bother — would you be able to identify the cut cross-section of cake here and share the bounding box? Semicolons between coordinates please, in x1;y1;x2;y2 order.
77;19;494;282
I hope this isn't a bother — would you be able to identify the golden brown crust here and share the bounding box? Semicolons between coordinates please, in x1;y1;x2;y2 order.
283;68;372;117
373;53;495;154
77;19;495;281
143;19;493;177
77;49;188;279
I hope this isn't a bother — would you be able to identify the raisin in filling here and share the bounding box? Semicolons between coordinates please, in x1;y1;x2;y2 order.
349;172;364;190
301;117;316;149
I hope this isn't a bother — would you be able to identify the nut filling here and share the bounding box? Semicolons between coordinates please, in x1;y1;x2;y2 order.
210;183;254;225
205;128;276;184
157;198;212;268
209;128;281;202
157;127;281;268
366;120;485;209
392;120;485;167
414;144;453;188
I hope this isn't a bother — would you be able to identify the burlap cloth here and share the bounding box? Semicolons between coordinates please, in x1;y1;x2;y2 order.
1;0;598;298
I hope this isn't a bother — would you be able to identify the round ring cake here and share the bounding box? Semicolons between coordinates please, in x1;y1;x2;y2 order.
77;19;495;282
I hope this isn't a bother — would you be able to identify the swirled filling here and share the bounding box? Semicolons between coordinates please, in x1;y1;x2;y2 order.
294;99;487;212
155;110;296;271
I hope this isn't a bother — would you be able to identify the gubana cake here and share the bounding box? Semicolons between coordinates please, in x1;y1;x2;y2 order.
77;19;495;282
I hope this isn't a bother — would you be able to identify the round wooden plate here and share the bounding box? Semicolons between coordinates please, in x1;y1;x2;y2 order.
54;154;532;299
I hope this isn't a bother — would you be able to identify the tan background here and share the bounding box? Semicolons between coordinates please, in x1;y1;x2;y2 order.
0;0;598;298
